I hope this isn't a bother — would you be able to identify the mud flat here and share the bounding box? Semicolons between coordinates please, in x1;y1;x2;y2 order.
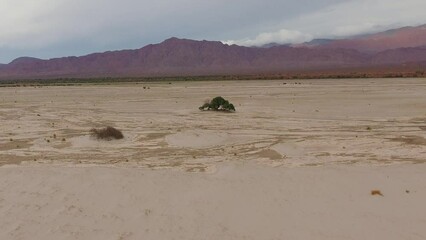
0;78;425;239
1;78;425;168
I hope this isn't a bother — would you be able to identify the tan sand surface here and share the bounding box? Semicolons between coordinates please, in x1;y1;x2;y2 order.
1;78;426;169
0;163;425;240
0;78;426;239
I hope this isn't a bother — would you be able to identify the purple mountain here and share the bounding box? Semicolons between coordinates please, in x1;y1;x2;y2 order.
1;25;425;80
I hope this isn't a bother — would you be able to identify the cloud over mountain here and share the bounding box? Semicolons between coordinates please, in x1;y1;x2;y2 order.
224;29;312;47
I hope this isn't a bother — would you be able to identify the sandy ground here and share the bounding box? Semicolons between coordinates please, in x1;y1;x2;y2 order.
1;78;426;239
1;78;425;168
1;163;425;240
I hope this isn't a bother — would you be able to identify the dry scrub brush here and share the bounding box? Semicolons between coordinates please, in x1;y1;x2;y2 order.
90;126;124;140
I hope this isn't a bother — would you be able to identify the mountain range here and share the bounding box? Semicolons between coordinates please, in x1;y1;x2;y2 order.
1;24;425;80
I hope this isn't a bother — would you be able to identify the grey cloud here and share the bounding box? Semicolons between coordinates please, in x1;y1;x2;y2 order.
0;0;425;63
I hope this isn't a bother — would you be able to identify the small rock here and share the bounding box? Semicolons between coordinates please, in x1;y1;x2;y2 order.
371;190;384;196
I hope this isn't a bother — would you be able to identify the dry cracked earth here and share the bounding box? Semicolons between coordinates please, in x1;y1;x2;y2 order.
1;79;425;172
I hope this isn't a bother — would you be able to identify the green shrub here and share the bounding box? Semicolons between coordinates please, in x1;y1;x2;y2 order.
199;96;236;112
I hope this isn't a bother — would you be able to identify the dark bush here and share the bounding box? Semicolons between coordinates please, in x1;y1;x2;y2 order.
199;96;236;112
90;126;124;140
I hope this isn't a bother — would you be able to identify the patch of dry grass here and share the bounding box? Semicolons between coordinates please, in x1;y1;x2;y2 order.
90;126;124;140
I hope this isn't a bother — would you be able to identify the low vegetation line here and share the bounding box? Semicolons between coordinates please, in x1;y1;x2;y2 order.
0;71;425;87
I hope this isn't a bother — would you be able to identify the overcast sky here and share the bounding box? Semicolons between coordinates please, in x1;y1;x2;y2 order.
1;0;426;63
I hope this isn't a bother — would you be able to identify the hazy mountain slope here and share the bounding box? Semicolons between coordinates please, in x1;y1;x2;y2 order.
0;38;371;79
307;25;426;53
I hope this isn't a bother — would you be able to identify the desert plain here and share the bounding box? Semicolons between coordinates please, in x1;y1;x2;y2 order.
0;78;426;239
